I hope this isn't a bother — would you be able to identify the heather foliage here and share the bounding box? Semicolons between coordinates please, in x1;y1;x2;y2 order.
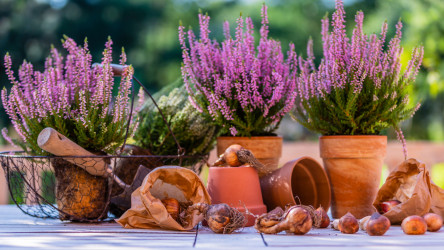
292;0;423;144
134;83;219;165
179;5;298;137
2;37;138;155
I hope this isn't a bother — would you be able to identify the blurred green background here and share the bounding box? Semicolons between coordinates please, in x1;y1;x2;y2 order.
1;0;444;194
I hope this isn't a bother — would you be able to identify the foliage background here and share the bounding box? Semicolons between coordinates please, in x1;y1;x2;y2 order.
0;0;443;142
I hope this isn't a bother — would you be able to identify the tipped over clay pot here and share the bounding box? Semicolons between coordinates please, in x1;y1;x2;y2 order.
260;157;331;211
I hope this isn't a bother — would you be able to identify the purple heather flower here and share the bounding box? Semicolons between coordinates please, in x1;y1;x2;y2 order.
229;127;238;136
396;129;408;160
297;0;423;99
179;5;297;136
295;0;423;158
1;128;16;147
1;37;140;153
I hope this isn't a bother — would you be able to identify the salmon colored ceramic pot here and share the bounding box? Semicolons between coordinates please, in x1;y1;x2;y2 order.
217;136;282;177
320;135;387;219
207;165;267;226
260;157;331;211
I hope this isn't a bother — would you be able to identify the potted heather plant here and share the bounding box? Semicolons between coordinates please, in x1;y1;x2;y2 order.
179;5;298;176
2;37;138;220
133;81;220;171
291;0;423;218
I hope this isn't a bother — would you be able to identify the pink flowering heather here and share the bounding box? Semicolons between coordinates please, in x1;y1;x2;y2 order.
291;0;423;159
179;5;298;137
2;36;138;155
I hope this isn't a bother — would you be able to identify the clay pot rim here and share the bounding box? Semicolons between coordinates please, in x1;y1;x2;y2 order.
320;135;387;139
217;136;283;140
320;135;387;159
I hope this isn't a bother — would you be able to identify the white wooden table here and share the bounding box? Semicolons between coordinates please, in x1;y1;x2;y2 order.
1;205;444;249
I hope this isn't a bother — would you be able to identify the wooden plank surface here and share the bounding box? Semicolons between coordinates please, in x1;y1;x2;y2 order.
1;205;444;249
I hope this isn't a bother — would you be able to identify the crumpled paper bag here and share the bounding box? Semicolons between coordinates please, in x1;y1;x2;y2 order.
116;166;211;231
373;158;444;224
430;176;444;218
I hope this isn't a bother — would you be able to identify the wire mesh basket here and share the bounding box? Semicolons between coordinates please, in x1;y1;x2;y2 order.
0;152;207;221
0;65;210;222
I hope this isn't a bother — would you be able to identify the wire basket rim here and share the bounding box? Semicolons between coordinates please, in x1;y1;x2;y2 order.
0;150;208;159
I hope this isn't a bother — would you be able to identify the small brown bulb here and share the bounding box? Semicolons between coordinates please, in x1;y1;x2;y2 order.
224;144;243;167
401;215;427;235
332;219;339;230
205;204;232;233
315;207;330;228
423;213;443;232
162;198;180;220
285;206;313;235
338;212;359;234
366;212;391;236
359;216;371;231
213;154;227;166
380;200;401;213
259;207;284;228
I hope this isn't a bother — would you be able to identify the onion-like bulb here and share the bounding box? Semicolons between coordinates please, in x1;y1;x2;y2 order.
338;212;359;234
366;212;390;236
162;198;180;220
255;206;313;235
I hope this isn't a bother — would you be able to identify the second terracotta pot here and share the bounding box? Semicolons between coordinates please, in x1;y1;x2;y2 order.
260;157;331;212
320;135;387;219
207;165;267;226
217;136;282;177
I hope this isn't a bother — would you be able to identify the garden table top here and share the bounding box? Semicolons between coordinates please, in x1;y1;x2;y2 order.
1;205;444;249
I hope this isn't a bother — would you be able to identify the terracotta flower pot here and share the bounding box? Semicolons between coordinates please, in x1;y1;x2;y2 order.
217;136;282;177
207;165;267;226
260;157;331;211
320;135;387;219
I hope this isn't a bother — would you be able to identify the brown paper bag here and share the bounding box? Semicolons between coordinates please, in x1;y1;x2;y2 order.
116;166;211;231
430;180;444;218
373;158;433;224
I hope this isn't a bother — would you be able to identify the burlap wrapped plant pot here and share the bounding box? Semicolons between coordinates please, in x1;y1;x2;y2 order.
116;166;211;231
373;158;444;224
